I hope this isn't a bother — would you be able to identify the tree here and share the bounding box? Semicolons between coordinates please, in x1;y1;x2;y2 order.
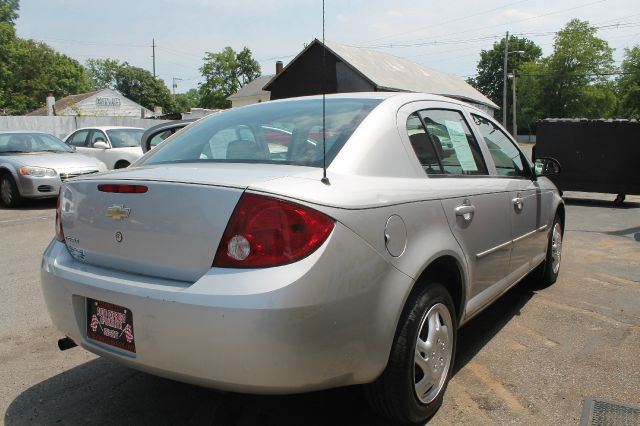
540;19;616;118
85;59;175;113
0;30;92;114
86;58;120;90
469;36;542;126
174;88;200;113
0;0;18;25
617;45;640;119
199;46;260;109
114;65;175;113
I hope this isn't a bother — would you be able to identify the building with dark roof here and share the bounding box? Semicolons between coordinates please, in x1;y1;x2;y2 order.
263;39;498;114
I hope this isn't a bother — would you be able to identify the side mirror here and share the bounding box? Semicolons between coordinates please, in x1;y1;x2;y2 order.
93;141;109;149
534;157;561;177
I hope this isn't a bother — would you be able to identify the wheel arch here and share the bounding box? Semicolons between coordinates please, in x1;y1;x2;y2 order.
410;254;467;324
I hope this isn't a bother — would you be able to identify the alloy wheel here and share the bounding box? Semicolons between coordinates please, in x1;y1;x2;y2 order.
551;223;562;274
414;302;454;404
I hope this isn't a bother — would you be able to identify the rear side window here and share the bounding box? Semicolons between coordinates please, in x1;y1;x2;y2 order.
406;109;487;175
472;115;529;177
142;98;381;167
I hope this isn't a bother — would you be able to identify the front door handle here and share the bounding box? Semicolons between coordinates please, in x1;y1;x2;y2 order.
454;204;475;221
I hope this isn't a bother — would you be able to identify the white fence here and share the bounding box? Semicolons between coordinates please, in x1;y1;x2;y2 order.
0;116;171;140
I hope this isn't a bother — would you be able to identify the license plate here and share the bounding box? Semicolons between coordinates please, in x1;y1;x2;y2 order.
86;298;136;353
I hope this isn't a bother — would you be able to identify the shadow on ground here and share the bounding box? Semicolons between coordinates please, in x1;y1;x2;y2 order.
563;196;640;209
0;198;56;211
4;279;539;426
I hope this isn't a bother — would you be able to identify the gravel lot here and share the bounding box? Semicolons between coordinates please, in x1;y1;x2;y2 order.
1;191;639;425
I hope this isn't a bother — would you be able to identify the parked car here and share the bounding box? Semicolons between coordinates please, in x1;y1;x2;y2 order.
141;120;196;153
64;126;144;169
0;131;107;208
41;93;563;423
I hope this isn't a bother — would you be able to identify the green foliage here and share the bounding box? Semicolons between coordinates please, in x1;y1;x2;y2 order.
468;35;542;123
473;19;621;130
0;24;92;115
198;46;261;109
86;58;120;90
85;59;175;113
616;46;640;119
540;19;615;118
0;0;18;25
174;88;200;113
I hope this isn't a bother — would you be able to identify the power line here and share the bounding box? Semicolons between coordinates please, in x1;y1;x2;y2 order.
358;0;532;46
362;0;610;49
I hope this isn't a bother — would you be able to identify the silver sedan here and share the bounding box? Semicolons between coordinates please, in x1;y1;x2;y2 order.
0;131;107;207
41;93;564;423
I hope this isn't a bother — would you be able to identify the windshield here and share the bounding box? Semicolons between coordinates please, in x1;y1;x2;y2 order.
106;129;144;148
0;133;73;154
141;98;381;167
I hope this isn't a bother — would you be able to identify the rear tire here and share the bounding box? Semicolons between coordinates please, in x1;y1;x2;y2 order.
365;283;457;423
114;161;130;169
0;173;22;208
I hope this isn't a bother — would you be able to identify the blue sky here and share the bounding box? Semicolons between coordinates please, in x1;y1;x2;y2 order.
15;0;640;93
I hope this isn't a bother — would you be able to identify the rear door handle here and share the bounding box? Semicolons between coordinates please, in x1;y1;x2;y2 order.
454;204;475;221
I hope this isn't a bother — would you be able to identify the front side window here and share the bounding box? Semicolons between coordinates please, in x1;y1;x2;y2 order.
142;98;381;167
68;130;89;147
89;131;108;148
406;109;487;175
472;115;529;178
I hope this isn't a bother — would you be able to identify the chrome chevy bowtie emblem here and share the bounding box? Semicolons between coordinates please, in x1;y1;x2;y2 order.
105;205;130;220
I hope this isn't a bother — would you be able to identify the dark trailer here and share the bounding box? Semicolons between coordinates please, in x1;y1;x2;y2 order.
535;119;640;202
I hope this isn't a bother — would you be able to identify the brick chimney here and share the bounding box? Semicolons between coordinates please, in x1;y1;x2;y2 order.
276;61;283;75
46;90;55;116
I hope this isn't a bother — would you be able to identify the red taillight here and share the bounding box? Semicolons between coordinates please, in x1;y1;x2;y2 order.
98;184;148;193
55;190;64;242
213;193;335;268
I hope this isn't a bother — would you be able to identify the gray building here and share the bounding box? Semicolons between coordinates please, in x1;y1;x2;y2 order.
28;88;153;118
227;75;273;108
264;39;498;114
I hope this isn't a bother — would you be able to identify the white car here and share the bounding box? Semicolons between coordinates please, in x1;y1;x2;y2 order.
65;126;144;169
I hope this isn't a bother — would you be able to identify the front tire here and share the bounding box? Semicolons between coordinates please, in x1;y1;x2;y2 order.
365;283;457;423
540;215;563;285
0;174;22;208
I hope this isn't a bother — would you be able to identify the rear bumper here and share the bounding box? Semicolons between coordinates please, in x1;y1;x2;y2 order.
40;223;412;393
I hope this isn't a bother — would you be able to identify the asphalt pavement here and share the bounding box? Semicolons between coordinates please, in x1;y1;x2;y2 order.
1;192;639;425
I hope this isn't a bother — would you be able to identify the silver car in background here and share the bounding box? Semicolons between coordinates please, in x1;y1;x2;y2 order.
41;93;564;423
0;131;107;207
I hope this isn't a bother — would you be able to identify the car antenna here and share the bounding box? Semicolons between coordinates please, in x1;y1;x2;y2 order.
321;0;330;185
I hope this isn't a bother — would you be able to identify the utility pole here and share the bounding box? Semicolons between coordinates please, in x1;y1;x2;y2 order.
502;31;509;128
512;72;517;138
172;77;182;96
152;38;156;79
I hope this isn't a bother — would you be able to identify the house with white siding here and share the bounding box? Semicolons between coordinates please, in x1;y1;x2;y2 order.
27;89;153;118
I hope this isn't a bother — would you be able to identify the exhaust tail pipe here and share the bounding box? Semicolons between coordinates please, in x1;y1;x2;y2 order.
58;337;77;351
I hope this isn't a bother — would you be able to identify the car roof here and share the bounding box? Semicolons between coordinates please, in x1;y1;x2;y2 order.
0;130;52;134
73;126;144;131
240;91;483;111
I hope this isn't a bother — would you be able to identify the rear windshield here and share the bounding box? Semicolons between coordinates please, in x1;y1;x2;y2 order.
141;98;381;167
106;129;144;148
